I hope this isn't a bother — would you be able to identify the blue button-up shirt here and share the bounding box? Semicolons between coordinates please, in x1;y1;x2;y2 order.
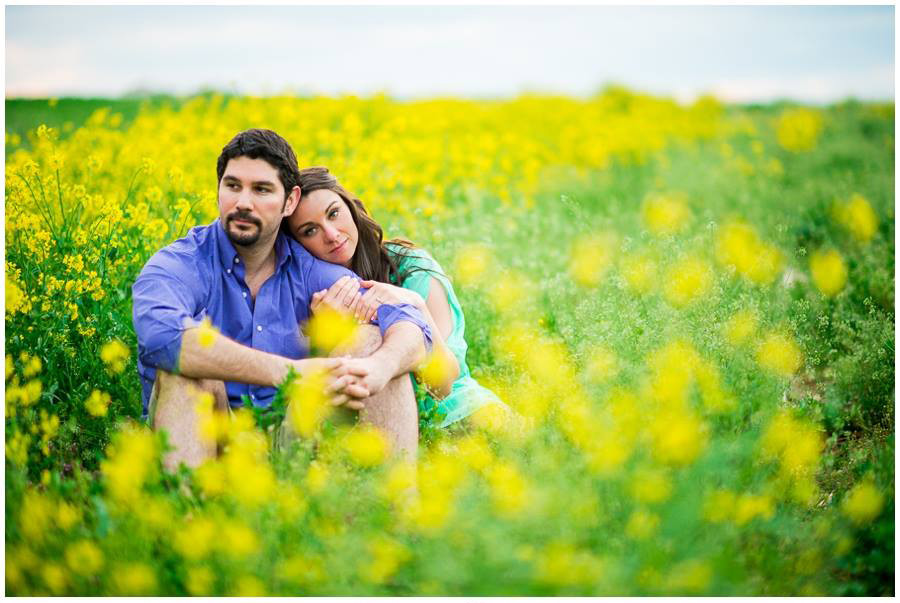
132;219;431;414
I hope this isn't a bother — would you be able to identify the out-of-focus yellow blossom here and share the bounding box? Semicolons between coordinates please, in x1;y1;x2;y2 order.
703;489;737;523
381;460;418;504
831;193;879;243
305;461;329;494
756;331;803;377
6;429;31;466
453;243;491;286
722;308;759;346
221;431;276;507
648;410;707;466
174;516;217;561
486;461;531;517
276;483;308;522
65;540;104;576
841;479;884;524
642;192;691;235
6;272;32;315
663;255;713;307
185;566;214;596
6;354;14;380
569;232;618;287
194;459;227;497
759;410;823;493
232;575;266;597
664;559;712;593
100;424;159;505
100;339;130;373
342;425;390;467
286;370;331;438
734;493;775;525
56;501;81;531
277;554;326;587
85;389;111;417
809;249;848;296
361;536;411;584
219;520;260;559
619;251;658;295
21;353;42;378
625;509;661;540
20;489;54;542
456;433;494;474
775;108;823;152
630;468;673;504
193;317;218;348
715;221;783;284
41;563;69;595
418;350;456;393
111;563;157;595
585;345;618;382
535;542;605;587
306;306;359;354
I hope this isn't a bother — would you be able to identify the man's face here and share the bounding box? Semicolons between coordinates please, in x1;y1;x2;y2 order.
218;156;299;248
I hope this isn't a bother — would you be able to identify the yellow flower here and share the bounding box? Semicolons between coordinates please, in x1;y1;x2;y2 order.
219;521;260;559
756;331;803;377
569;232;617;287
486;461;531;517
185;566;214;596
832;193;879;242
629;468;672;504
775;108;823;152
663;255;713;307
418;350;455;393
195;316;219;348
703;489;736;523
715;221;783;285
625;509;660;540
722;309;758;346
342;425;390;467
535;542;605;587
85;389;111;417
173;516;217;561
809;249;848;296
665;559;712;593
642;192;691;235
111;563;157;595
231;575;266;597
306;306;359;354
65;540;104;576
286;370;331;438
100;339;130;373
41;563;68;595
734;493;775;525
305;461;329;494
648;410;707;466
101;424;159;505
841;479;884;524
361;536;411;584
6;354;14;380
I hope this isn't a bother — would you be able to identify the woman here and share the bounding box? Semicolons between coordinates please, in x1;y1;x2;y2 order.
286;166;502;428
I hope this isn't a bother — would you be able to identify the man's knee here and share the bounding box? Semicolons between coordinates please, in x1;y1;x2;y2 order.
331;324;382;359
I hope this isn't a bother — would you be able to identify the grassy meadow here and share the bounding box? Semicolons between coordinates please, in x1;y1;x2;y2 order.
4;91;895;595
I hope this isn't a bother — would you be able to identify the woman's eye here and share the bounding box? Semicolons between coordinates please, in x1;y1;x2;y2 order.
302;227;316;237
328;209;339;219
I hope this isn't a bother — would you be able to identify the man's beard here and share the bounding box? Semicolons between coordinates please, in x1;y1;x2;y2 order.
225;211;264;247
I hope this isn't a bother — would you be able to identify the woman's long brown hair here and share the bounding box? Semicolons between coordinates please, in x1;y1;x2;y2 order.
294;167;418;284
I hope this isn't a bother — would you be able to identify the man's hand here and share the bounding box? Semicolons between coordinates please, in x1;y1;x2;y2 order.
335;356;394;400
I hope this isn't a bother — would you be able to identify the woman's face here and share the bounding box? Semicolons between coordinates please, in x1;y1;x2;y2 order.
287;189;359;268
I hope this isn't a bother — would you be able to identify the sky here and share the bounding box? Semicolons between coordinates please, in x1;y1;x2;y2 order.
5;5;895;103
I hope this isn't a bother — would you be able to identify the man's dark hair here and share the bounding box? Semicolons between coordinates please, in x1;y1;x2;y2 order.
216;129;300;200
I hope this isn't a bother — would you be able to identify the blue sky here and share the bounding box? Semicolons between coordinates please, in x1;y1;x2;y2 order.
5;5;895;103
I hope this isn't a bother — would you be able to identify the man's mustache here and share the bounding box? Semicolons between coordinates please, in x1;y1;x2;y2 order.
226;211;262;228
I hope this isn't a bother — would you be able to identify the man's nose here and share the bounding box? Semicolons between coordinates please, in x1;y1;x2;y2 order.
235;189;254;210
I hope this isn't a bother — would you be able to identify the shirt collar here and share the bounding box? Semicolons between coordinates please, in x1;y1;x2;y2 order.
214;219;294;271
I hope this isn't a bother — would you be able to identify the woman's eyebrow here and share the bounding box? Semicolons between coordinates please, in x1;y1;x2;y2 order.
297;201;341;229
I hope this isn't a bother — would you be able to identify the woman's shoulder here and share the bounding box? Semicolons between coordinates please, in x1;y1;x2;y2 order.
385;242;441;270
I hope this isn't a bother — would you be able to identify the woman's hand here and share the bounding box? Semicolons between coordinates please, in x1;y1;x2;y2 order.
310;275;363;319
355;280;421;323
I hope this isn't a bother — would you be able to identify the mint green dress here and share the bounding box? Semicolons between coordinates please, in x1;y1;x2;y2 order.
386;244;502;428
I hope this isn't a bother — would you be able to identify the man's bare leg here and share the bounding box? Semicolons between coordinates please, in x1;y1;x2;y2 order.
334;325;419;461
151;370;229;472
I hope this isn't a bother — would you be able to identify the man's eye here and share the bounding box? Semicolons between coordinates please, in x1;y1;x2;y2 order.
227;182;240;190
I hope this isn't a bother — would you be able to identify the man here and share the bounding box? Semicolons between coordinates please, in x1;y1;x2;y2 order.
132;129;430;470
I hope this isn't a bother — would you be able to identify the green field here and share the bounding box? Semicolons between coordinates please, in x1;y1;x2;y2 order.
4;94;894;595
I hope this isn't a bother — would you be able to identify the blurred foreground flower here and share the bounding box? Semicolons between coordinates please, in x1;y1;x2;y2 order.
453;243;491;286
663;255;713;307
84;389;111;417
569;233;617;287
775;108;823;152
756;331;803;377
715;221;783;285
831;193;879;243
841;478;885;524
342;425;390;467
642;192;691;235
809;249;848;296
100;339;130;373
306;306;359;354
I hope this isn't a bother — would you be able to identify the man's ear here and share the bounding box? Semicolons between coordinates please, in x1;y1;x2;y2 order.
283;186;301;216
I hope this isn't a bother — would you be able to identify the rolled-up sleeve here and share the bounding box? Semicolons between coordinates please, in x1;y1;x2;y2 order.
132;260;205;374
304;256;433;351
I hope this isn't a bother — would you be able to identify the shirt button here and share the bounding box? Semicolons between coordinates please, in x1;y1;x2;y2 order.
256;325;263;332
227;268;232;274
234;257;240;264
242;292;247;298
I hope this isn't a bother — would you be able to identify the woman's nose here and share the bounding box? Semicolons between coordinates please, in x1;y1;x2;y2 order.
322;224;339;241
